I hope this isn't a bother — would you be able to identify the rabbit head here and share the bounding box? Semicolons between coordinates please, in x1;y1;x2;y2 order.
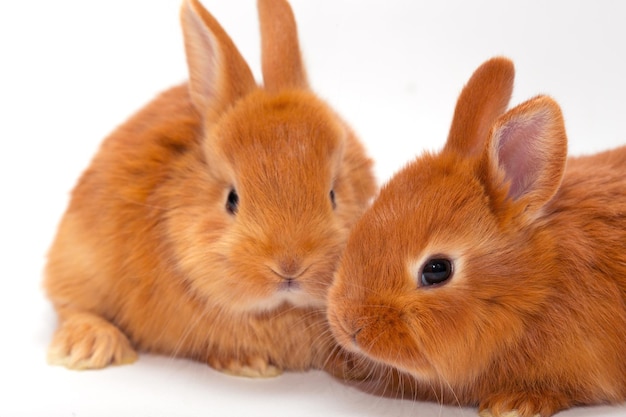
170;0;375;313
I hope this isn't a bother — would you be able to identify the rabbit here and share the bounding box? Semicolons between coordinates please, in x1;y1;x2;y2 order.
327;56;626;417
44;0;377;379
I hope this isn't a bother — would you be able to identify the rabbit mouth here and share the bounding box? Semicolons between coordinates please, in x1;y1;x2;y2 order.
273;267;329;308
277;278;301;292
267;265;310;293
327;308;363;354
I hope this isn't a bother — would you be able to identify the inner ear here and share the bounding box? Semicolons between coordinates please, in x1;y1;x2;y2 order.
181;0;256;118
487;96;567;214
495;115;548;200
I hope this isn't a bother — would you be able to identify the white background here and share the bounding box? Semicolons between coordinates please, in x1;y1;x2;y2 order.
2;0;626;416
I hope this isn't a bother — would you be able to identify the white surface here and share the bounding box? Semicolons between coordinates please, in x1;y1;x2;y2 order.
2;0;626;416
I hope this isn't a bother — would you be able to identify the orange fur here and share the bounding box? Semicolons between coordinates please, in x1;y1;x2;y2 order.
44;0;376;378
328;57;626;416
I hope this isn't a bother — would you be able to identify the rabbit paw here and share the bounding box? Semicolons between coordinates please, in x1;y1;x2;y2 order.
479;391;563;417
208;354;282;378
47;313;137;370
479;410;537;417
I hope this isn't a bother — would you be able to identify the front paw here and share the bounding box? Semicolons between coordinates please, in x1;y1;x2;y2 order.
207;354;282;378
48;313;137;370
479;410;538;417
479;391;566;417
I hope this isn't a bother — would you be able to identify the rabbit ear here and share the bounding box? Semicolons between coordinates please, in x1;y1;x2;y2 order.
444;57;515;156
181;0;256;118
257;0;308;92
485;96;567;216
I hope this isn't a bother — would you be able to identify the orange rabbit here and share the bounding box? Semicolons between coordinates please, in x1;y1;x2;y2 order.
328;57;626;416
44;0;376;378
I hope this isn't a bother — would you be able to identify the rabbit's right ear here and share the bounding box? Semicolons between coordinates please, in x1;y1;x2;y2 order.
444;57;515;157
181;0;256;119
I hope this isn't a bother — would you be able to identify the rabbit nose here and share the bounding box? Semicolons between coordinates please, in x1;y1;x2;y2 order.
350;327;362;346
330;310;363;348
277;256;303;278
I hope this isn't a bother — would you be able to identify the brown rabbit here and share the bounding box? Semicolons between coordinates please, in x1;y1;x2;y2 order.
327;57;626;416
44;0;376;378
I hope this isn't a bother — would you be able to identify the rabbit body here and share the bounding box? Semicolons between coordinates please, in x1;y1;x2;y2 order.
45;0;376;378
328;57;626;416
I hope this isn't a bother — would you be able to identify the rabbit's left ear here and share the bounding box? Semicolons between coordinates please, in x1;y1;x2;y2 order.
181;0;256;119
444;57;515;157
258;0;308;92
484;95;567;218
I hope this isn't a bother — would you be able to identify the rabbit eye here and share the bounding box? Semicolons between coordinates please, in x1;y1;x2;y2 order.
226;189;239;215
421;258;453;287
330;189;336;209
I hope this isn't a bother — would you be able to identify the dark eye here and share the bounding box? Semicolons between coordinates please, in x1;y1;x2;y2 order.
226;188;239;215
421;258;453;287
330;189;336;209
